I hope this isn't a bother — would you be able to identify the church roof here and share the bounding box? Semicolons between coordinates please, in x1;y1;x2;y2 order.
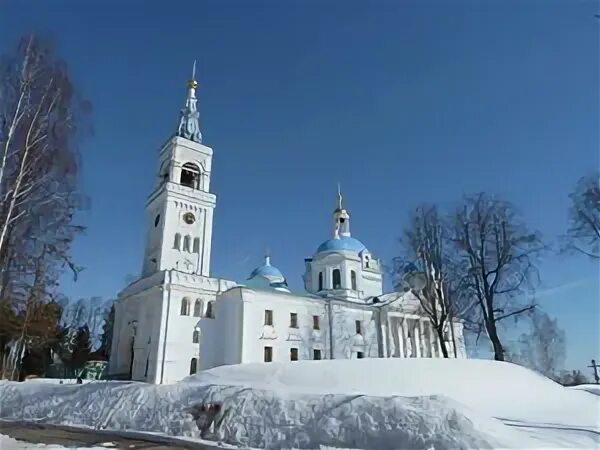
316;236;367;254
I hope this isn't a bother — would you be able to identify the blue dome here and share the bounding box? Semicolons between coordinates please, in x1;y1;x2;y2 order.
248;264;284;279
246;256;289;292
316;236;367;253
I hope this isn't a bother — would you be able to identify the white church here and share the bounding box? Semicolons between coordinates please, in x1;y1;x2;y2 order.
108;74;467;384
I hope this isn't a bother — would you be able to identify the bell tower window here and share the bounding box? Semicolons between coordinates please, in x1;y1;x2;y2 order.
180;162;200;189
332;269;341;289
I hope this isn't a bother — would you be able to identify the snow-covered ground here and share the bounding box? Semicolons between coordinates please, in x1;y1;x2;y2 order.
570;384;600;396
0;433;110;450
0;359;598;449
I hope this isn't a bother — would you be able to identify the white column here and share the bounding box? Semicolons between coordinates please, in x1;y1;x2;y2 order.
419;319;427;357
414;320;421;358
397;322;404;358
401;316;409;358
429;323;437;358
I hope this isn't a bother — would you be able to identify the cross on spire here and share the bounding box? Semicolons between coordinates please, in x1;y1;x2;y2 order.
337;183;343;211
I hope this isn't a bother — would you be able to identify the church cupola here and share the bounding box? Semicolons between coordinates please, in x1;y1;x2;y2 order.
333;184;351;238
177;61;202;143
246;253;289;292
302;185;383;302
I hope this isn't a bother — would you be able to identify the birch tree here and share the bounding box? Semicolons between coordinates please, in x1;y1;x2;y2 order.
0;35;89;379
451;193;545;361
565;172;600;259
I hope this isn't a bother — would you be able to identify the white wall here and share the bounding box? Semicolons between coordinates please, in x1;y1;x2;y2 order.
110;270;236;384
239;288;329;364
200;287;387;369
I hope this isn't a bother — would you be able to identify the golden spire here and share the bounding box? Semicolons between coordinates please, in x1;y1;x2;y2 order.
187;60;198;89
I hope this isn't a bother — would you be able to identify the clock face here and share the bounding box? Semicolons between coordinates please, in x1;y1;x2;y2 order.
183;212;195;225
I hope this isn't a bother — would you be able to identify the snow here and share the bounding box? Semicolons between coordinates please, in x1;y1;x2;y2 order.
0;359;598;449
0;433;108;450
570;384;600;396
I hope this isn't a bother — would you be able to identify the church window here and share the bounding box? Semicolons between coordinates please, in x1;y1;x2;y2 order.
180;298;190;316
183;235;191;252
264;309;273;326
154;214;160;227
290;313;298;328
355;320;362;335
357;351;364;359
193;237;200;253
193;299;203;317
190;358;198;374
192;329;200;344
180;163;200;189
318;272;323;291
290;348;298;361
313;349;322;360
205;301;214;318
332;269;341;289
313;315;320;330
264;346;273;362
351;270;357;290
173;233;181;250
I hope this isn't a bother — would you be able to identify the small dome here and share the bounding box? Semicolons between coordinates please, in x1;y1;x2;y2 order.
316;236;367;254
248;264;284;280
246;256;289;292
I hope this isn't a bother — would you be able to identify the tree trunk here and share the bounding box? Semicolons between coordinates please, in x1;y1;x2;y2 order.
436;325;449;358
486;318;504;361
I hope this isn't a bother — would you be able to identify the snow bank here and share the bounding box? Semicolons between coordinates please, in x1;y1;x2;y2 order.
0;433;107;450
0;359;598;449
190;358;599;429
570;384;600;396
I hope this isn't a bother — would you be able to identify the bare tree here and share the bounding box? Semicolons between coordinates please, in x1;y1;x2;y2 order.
565;172;600;259
451;193;545;361
510;310;566;379
397;205;475;358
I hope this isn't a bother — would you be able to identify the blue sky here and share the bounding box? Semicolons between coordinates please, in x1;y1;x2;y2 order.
1;1;598;373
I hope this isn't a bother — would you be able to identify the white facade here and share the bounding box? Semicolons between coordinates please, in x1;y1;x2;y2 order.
109;74;467;384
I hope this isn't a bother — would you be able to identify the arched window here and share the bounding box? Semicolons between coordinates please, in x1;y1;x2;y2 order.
351;270;357;290
332;269;341;289
193;237;200;254
205;301;214;318
190;358;198;375
180;298;190;316
318;272;323;291
173;233;181;250
193;299;203;317
192;329;200;344
180;163;200;189
183;235;191;252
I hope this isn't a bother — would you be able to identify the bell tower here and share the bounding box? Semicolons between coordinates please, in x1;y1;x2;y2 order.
141;65;216;277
